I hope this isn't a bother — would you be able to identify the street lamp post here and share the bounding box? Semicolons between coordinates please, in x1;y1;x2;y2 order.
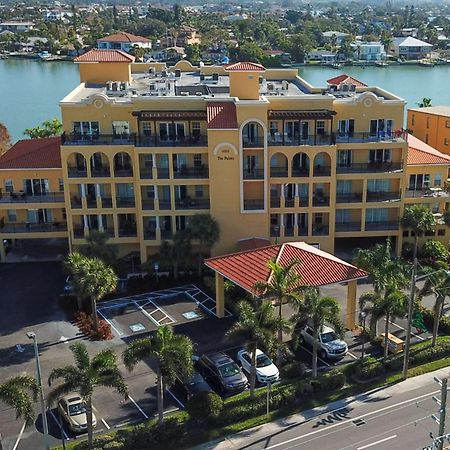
359;311;367;360
274;226;280;245
27;332;50;450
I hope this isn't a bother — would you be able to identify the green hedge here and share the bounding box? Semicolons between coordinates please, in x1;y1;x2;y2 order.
420;307;450;336
352;357;386;380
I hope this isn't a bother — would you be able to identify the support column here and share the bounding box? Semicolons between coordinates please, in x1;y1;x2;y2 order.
80;183;87;209
294;212;299;236
95;183;101;208
0;238;5;262
98;214;104;232
83;214;89;238
346;280;358;329
215;272;225;318
155;215;161;241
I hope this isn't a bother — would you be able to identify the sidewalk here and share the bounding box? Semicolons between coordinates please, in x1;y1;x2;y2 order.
194;366;450;450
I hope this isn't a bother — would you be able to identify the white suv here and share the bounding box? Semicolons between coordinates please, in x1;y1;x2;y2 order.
237;349;279;384
300;324;348;360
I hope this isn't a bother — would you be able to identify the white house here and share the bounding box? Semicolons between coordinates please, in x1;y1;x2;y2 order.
97;31;151;53
322;31;349;45
391;36;433;60
352;41;386;61
0;21;34;33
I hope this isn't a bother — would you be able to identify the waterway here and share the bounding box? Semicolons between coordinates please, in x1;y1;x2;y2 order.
1;58;450;143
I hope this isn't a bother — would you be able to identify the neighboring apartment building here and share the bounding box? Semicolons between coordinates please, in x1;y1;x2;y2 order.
391;37;433;60
1;53;450;263
407;106;450;155
160;26;200;48
97;32;152;53
0;21;34;33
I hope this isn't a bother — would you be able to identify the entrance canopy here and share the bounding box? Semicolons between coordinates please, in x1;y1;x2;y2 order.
205;242;367;328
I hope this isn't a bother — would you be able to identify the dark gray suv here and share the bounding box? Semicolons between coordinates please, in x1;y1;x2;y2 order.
197;352;248;396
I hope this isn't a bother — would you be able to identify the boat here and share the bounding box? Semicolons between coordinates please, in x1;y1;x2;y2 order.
38;51;57;61
419;59;434;67
375;61;388;67
331;62;342;69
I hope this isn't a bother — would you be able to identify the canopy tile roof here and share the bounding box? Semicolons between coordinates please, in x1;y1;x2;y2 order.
205;242;367;294
98;32;150;43
207;102;238;129
0;137;61;170
74;49;135;63
326;74;368;87
225;62;265;72
407;134;450;165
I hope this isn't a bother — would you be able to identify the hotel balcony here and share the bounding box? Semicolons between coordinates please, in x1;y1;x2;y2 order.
365;221;399;231
405;188;449;199
136;135;208;147
336;193;363;203
140;168;153;179
270;197;281;208
101;197;113;208
335;131;405;144
268;134;335;146
173;167;209;179
243;137;264;148
175;198;210;210
116;197;136;208
335;222;362;232
118;227;137;237
159;199;172;210
0;221;67;233
243;169;264;180
336;162;403;174
62;133;135;146
313;165;332;177
0;192;65;204
366;191;401;202
312;225;329;236
68;166;87;178
160;228;173;239
142;198;155;210
270;166;288;177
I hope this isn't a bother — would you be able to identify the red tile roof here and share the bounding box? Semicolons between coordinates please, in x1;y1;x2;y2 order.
326;74;368;87
225;62;265;72
205;242;367;294
74;49;135;63
98;31;150;43
207;102;238;129
0;137;61;170
407;134;450;165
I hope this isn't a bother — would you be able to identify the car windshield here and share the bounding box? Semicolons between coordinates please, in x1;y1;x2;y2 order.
68;402;86;416
321;332;338;343
219;362;240;378
256;355;272;368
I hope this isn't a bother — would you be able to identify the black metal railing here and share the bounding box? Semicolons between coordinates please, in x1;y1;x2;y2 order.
91;167;110;177
244;199;264;210
136;135;208;147
62;133;135;146
365;221;399;231
336;162;402;174
291;167;310;177
173;167;209;179
270;167;288;177
0;221;67;233
298;227;308;236
284;198;295;208
313;165;331;176
284;227;295;236
312;225;329;236
366;191;401;202
160;229;173;239
104;228;115;238
159;199;172;210
139;168;153;179
116;197;136;208
299;196;309;207
144;229;156;240
118;227;137;237
0;192;65;203
336;193;363;203
268;134;334;146
243;137;264;148
243;169;264;180
142;199;155;210
312;196;330;207
157;168;170;179
73;227;85;238
270;197;281;208
68;166;87;178
86;197;97;208
405;188;449;198
114;167;133;177
175;198;210;210
101;197;113;208
335;131;405;144
335;222;362;232
71;197;82;209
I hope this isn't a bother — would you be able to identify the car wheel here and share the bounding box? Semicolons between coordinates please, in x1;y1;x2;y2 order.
320;349;327;360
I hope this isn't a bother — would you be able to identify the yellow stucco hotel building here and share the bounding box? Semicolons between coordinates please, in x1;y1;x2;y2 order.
1;49;450;262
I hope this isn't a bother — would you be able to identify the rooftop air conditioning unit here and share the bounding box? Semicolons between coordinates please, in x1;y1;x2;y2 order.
267;83;274;91
282;80;289;90
180;91;189;96
196;91;203;96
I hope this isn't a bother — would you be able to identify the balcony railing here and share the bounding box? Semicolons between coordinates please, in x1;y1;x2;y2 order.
62;133;135;146
0;192;65;204
270;197;281;208
91;167;110;177
104;228;115;238
284;227;295;237
336;222;362;232
114;167;133;177
142;199;155;210
298;226;308;236
160;229;173;240
71;197;82;209
144;229;156;240
405;188;449;198
173;167;209;179
136;135;208;147
313;166;331;176
336;162;402;174
285;198;295;208
270;167;288;177
243;137;264;148
299;195;309;207
68;166;87;178
157;168;170;179
73;227;85;238
292;167;309;177
335;131;405;144
175;198;210;210
336;193;363;203
140;168;153;179
365;221;399;231
101;197;113;208
159;199;172;210
268;134;334;146
312;196;330;207
243;169;264;180
116;197;136;208
366;191;401;202
244;199;264;210
312;225;329;236
0;221;67;233
118;227;137;237
86;197;97;208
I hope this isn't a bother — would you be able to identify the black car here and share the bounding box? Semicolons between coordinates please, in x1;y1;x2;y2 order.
173;368;213;401
197;352;248;396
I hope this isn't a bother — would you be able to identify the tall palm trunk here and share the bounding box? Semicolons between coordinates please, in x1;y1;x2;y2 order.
91;296;99;332
156;366;164;426
383;312;390;361
432;296;444;347
86;396;94;449
276;299;283;365
312;327;318;378
249;343;257;398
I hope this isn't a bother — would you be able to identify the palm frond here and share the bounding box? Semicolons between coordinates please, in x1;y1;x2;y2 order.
70;342;90;371
47;381;80;407
48;366;80;387
122;338;156;371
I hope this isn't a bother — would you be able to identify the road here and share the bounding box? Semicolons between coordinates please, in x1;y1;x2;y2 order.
208;367;450;450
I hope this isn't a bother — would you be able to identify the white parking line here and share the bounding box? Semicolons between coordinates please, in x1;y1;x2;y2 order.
11;422;26;450
97;309;123;336
127;394;149;419
49;409;70;441
347;351;358;360
167;389;185;409
92;405;110;430
300;346;331;367
387;319;427;341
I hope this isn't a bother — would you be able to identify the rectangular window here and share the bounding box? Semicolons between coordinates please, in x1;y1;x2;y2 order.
337;150;352;167
367;179;391;192
269;121;278;136
444;138;449;146
435;174;442;187
370;119;393;137
411;114;415;126
59;179;64;192
446;121;450;128
73;121;99;136
427;117;430;129
369;149;391;163
191;121;201;137
366;208;388;223
112;121;130;136
195;185;204;198
193;154;202;167
7;209;16;222
5;179;13;193
337;180;352;195
338;119;355;137
142;122;152;136
316;120;325;135
336;209;350;223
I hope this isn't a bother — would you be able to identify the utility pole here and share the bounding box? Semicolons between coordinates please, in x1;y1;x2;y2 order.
432;376;448;450
403;256;417;379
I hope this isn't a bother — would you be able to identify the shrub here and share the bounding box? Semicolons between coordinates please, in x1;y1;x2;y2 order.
353;357;386;380
402;241;414;259
318;369;346;391
186;392;223;423
280;361;311;380
422;240;449;262
74;312;113;341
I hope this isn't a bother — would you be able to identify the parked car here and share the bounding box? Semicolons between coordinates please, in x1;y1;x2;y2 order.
57;394;97;433
197;352;248;396
237;349;280;384
173;366;213;401
299;324;348;360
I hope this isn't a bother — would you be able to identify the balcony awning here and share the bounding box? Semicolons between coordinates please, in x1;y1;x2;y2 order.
268;110;337;120
133;111;207;120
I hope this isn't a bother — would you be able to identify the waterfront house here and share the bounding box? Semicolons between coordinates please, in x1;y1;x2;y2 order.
352;41;386;61
322;31;349;46
391;37;433;60
97;32;152;53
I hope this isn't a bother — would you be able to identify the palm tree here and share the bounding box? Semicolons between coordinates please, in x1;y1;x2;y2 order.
360;289;407;360
419;270;450;346
292;287;343;377
0;375;38;426
123;325;193;426
254;259;303;364
416;98;432;108
158;229;192;280
65;252;118;332
187;214;220;278
226;300;280;397
81;230;118;267
47;342;127;449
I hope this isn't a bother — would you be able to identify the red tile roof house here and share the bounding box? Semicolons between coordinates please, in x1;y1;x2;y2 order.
205;241;367;328
97;31;152;53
